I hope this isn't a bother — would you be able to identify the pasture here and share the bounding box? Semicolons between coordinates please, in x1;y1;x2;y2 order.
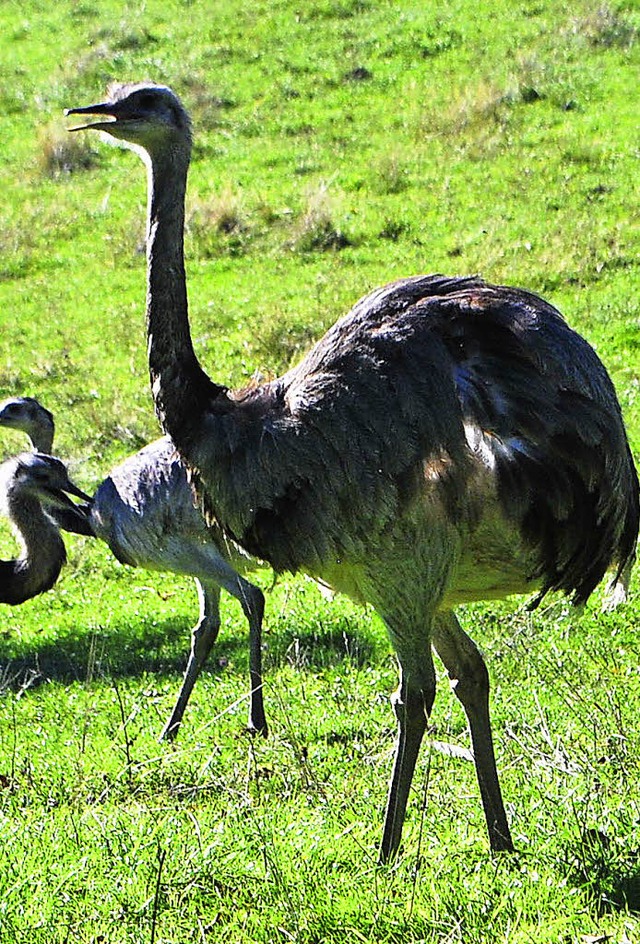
0;0;639;940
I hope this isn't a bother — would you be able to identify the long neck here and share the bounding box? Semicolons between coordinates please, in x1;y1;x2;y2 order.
0;496;66;605
29;424;54;454
144;143;226;447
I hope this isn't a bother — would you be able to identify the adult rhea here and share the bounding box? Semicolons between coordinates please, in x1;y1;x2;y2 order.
66;83;638;862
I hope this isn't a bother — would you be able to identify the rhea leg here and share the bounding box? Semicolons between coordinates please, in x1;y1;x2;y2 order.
380;636;436;864
160;572;266;741
432;610;513;852
237;579;267;736
157;532;267;742
160;580;223;741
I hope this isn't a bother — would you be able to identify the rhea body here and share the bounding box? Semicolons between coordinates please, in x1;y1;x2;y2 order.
0;395;266;738
0;451;91;605
67;83;639;862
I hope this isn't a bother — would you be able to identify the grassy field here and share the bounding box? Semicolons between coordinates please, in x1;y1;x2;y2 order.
0;0;639;940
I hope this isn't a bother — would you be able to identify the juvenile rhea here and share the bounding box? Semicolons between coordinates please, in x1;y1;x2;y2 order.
0;452;90;605
0;395;266;739
67;82;639;862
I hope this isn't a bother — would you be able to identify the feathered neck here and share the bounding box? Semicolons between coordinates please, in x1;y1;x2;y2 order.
144;140;227;445
0;494;66;605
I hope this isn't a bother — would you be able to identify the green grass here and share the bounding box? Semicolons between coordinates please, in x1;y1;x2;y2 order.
0;0;639;940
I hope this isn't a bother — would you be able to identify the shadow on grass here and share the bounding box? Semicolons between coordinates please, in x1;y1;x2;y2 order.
264;617;382;672
0;610;382;693
0;616;216;691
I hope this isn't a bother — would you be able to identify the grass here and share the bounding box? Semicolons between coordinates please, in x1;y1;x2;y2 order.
0;0;639;940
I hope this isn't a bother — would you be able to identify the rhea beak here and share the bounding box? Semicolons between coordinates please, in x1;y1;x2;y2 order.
64;102;118;133
42;478;92;508
41;482;94;537
63;480;93;504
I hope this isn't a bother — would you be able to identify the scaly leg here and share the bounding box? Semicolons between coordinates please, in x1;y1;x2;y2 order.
380;647;436;864
432;610;513;852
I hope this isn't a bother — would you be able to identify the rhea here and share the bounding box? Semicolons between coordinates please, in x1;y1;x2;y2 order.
67;83;639;862
0;452;91;605
0;395;266;739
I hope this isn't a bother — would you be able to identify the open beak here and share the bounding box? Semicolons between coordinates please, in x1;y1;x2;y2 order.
64;480;93;503
42;484;94;537
43;477;92;506
64;102;118;133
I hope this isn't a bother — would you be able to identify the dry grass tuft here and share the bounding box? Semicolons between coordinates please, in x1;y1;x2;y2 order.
290;182;351;252
179;75;236;131
427;79;516;143
374;153;411;195
572;4;637;48
38;124;98;177
188;186;250;256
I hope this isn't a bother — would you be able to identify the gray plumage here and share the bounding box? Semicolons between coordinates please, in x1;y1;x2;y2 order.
0;452;90;605
0;396;266;739
0;398;55;453
67;83;639;862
